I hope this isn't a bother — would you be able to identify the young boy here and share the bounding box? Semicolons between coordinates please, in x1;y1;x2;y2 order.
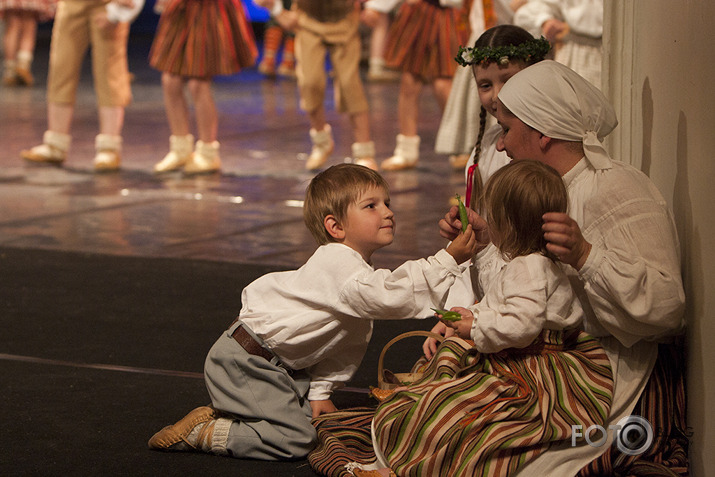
148;164;477;460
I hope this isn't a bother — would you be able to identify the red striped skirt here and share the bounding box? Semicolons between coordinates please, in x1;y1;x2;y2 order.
309;330;615;477
384;0;470;82
149;0;258;78
308;338;689;477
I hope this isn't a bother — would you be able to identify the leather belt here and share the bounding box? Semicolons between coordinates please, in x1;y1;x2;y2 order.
232;325;275;363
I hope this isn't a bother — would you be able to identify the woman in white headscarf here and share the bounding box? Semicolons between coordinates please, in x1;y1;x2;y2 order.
437;59;685;475
306;60;686;477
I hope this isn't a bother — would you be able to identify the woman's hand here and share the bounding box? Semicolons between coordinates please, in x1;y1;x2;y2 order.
439;307;474;340
422;321;454;359
310;399;338;418
542;212;592;270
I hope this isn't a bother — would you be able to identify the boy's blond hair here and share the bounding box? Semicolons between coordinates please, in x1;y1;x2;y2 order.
304;164;390;245
482;160;567;260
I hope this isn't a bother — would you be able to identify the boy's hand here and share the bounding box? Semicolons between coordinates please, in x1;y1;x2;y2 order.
445;223;478;264
310;399;337;418
422;321;454;359
439;307;473;340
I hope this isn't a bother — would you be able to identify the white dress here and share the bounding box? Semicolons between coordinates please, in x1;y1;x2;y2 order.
435;0;514;155
469;253;583;353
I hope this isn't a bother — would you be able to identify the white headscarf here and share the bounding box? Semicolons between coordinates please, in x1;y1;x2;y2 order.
498;60;618;170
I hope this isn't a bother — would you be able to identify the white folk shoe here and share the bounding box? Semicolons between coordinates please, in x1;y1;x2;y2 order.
154;134;194;173
184;140;221;175
305;125;334;171
21;130;71;165
351;141;378;170
381;134;420;171
93;134;122;172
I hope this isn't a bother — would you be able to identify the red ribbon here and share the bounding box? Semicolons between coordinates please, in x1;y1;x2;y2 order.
465;163;478;209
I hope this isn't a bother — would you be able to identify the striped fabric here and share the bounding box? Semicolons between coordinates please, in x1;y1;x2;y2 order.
149;0;258;78
374;331;613;476
577;341;689;476
309;330;614;477
309;407;379;477
384;0;470;81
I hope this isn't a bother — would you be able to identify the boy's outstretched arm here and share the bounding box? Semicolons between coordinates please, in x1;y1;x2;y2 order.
310;399;338;418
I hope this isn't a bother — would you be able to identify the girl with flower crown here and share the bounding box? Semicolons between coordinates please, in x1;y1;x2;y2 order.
452;25;550;215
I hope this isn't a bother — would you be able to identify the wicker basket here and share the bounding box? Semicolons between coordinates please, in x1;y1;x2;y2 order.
377;330;445;390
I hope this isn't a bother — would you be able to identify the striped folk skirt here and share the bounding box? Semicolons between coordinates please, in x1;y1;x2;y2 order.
309;330;614;477
384;0;470;82
149;0;258;78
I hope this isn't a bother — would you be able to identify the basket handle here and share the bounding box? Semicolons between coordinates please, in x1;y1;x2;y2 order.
377;330;445;384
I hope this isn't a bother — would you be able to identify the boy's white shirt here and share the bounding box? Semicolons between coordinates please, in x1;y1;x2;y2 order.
238;242;467;400
107;0;145;23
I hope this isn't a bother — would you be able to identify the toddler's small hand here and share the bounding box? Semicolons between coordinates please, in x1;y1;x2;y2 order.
441;307;473;340
446;224;478;264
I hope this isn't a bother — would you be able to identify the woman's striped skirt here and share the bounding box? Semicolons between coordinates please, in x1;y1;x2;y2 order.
310;330;614;477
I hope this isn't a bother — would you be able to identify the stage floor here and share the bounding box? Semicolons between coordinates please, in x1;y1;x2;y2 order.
0;32;467;271
0;31;468;475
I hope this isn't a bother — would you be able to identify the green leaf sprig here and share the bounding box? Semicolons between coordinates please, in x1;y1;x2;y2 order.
456;194;468;232
431;308;462;322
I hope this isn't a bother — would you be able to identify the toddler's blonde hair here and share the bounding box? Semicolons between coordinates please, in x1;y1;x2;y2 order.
482;160;567;260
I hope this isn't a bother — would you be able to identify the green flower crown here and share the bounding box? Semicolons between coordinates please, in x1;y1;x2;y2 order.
455;37;551;67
